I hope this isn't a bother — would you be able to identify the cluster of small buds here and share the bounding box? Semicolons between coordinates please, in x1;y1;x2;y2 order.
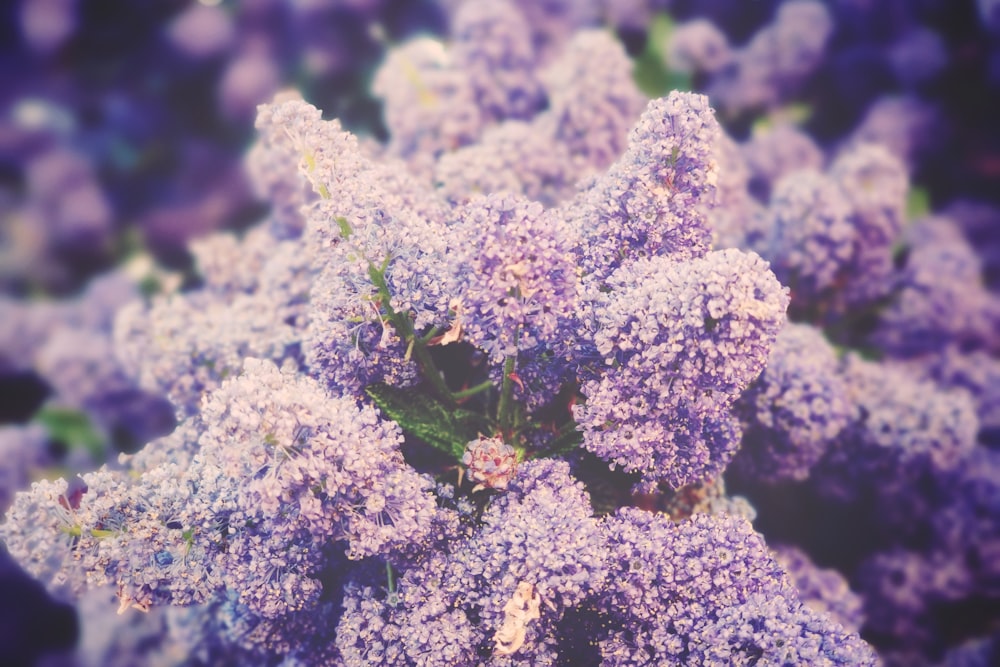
461;436;519;491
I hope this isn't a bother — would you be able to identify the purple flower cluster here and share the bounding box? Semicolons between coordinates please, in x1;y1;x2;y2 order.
17;1;1000;663
568;90;723;282
732;323;851;483
432;27;646;206
815;355;979;503
736;142;909;319
454;193;578;365
0;358;437;622
703;0;835;115
599;508;876;665
575;249;788;488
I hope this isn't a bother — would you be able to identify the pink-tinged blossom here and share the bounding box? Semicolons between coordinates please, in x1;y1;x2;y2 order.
462;436;519;491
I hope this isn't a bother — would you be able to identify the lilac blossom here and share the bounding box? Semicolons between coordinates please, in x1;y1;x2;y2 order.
930;447;1000;597
164;2;236;59
288;97;456;394
190;359;437;601
666;18;734;76
752;169;856;311
567;90;723;281
871;216;999;357
372;37;482;176
575;249;789;487
815;355;979;503
451;0;545;123
888;26;948;88
1;358;438;621
828;142;909;309
939;634;1000;667
709;131;759;250
857;548;972;657
0;266;140;378
772;544;866;633
0;424;51;514
433;27;649;208
924;346;1000;440
980;0;1000;32
22;146;114;256
433;120;577;206
34;326;175;451
454;193;578;365
114;281;303;416
537;30;648;175
336;459;608;664
0;298;68;376
708;0;834;114
687;591;879;665
598;509;798;664
35;328;136;414
245;91;318;239
742;122;825;200
733;323;852;483
844;95;942;171
943;198;1000;292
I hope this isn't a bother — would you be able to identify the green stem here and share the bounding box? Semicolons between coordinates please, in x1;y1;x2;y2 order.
386;561;396;594
368;261;454;404
450;379;494;401
419;326;442;345
497;353;517;436
545;422;583;456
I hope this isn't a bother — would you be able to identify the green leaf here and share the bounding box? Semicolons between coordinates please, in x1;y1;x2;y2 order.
335;216;353;240
906;187;930;220
33;406;106;462
633;13;693;97
365;383;491;461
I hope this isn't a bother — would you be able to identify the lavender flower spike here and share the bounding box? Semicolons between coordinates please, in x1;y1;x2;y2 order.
568;90;723;282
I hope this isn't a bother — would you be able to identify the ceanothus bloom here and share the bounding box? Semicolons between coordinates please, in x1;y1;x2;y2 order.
567;90;723;283
575;248;788;488
454;192;578;364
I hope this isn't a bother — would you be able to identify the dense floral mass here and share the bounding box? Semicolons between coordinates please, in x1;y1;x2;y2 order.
1;1;999;666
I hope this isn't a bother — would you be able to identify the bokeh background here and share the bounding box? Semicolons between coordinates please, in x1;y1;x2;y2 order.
2;0;999;665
